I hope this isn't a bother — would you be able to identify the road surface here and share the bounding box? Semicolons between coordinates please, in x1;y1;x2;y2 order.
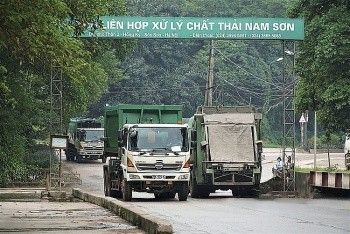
64;148;349;234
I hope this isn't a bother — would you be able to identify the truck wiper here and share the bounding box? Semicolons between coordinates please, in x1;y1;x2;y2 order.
151;148;180;155
151;148;170;152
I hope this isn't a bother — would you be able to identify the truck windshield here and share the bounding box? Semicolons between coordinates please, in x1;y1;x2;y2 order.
78;129;104;141
129;127;188;152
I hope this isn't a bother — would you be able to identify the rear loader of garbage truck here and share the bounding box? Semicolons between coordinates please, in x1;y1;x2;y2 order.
66;118;105;163
188;106;263;198
103;104;190;201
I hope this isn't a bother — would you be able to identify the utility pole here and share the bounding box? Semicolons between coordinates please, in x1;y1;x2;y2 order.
205;40;215;106
314;111;317;170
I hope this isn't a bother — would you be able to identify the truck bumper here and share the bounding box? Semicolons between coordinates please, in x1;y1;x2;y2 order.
203;162;261;186
79;150;104;159
125;172;190;181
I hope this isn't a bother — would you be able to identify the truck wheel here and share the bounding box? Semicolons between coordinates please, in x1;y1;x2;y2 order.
178;182;189;201
190;172;200;198
65;150;70;161
122;179;132;201
76;154;83;163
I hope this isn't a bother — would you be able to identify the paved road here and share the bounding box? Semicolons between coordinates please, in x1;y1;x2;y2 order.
66;148;349;234
0;201;144;233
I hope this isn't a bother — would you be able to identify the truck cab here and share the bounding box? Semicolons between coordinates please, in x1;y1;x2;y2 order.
66;118;105;163
103;105;190;201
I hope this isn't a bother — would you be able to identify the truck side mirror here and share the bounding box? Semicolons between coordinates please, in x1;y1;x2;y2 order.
256;140;263;153
118;130;123;141
118;130;124;146
200;141;208;149
100;137;108;141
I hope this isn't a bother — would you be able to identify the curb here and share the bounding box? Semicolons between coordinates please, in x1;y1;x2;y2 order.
0;188;44;201
72;188;173;234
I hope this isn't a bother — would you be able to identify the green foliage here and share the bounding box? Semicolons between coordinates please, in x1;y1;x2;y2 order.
307;133;343;149
289;0;350;133
295;166;346;173
0;0;131;185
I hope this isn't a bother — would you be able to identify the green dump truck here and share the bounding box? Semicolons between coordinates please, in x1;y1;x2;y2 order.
66;118;105;163
103;104;190;201
188;106;263;198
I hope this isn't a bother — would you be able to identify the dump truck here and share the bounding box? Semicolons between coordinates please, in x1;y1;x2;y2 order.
103;104;190;201
188;106;263;198
66;118;105;163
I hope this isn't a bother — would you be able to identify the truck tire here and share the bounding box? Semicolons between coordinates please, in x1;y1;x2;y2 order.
122;179;132;201
65;149;70;161
76;154;83;163
178;182;189;201
190;172;200;198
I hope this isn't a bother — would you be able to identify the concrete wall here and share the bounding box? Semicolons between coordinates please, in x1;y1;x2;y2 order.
295;172;312;198
72;189;173;234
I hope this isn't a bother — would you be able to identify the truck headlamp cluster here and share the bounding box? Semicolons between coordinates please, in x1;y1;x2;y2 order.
129;174;140;179
178;174;189;180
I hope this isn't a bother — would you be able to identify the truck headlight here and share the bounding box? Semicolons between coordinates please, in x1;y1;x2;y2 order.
129;174;140;179
178;174;189;180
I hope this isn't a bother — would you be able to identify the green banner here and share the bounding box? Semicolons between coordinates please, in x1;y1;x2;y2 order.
81;17;304;40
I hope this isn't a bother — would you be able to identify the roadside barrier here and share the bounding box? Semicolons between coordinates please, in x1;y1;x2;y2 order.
72;188;173;234
309;171;350;189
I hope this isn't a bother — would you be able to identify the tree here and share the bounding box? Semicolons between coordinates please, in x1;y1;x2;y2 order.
0;0;132;185
289;0;350;133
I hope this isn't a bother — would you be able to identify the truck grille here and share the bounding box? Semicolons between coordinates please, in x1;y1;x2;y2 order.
136;163;182;171
234;174;253;183
84;147;103;155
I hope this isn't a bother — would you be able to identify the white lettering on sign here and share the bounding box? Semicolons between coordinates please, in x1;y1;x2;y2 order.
218;22;242;31
245;22;269;31
127;21;149;30
170;21;183;30
273;23;294;31
104;19;124;29
186;21;214;31
152;21;168;30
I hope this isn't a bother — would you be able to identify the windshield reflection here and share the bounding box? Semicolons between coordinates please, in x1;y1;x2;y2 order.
129;127;188;152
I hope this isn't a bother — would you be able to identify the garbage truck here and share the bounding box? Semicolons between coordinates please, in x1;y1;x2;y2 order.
188;106;263;198
103;104;190;201
66;118;105;163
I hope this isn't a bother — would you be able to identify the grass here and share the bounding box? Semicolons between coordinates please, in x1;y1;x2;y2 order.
295;166;348;173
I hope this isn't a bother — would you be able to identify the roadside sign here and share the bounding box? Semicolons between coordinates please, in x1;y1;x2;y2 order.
299;115;307;123
80;17;304;40
50;134;68;149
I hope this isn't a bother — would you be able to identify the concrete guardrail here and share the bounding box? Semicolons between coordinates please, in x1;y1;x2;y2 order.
72;188;173;234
